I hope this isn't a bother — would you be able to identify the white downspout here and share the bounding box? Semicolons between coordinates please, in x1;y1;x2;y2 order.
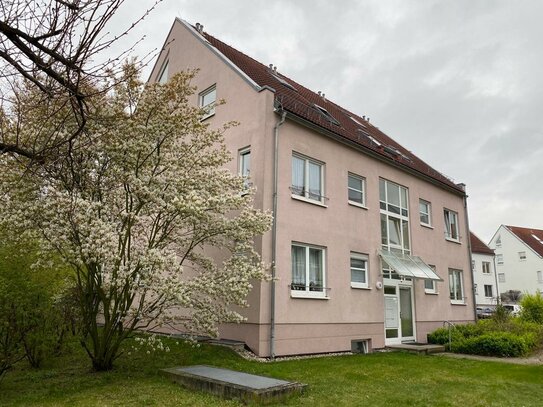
270;109;287;359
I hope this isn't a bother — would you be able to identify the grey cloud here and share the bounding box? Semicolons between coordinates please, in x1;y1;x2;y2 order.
113;0;543;242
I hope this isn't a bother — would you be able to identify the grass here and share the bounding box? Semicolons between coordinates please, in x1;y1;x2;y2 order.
1;336;543;406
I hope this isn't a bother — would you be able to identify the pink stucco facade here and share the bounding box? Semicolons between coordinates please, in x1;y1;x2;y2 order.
149;19;475;357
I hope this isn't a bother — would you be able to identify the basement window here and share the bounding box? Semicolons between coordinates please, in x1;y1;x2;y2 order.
314;104;340;126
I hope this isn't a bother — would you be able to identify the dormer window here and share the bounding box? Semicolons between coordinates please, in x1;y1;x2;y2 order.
314;104;340;126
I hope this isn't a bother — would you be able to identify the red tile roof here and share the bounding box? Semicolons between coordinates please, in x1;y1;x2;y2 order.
506;225;543;258
470;232;494;255
199;28;465;194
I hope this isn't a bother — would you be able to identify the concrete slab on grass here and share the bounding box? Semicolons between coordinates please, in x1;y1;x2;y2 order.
387;343;445;354
161;365;306;404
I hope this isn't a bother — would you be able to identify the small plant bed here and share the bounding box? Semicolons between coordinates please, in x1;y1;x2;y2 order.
428;309;543;358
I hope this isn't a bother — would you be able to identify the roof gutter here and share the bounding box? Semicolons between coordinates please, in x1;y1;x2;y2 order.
270;108;287;359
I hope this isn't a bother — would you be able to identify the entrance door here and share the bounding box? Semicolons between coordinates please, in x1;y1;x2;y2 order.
384;282;416;344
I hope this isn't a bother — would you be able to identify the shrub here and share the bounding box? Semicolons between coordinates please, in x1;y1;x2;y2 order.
492;304;511;324
0;280;25;380
520;292;543;324
428;318;543;357
0;236;75;373
451;332;530;357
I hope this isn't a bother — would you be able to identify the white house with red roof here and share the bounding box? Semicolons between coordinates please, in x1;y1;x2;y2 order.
148;19;475;357
470;232;498;307
489;225;543;297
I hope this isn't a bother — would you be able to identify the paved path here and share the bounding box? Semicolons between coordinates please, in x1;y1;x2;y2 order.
434;351;543;365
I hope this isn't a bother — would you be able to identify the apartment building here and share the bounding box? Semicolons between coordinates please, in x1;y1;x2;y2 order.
489;225;543;296
149;19;475;357
470;232;498;307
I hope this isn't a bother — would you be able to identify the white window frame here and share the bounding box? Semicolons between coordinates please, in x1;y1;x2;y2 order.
199;84;217;119
157;59;169;84
419;199;432;227
379;178;410;254
498;273;506;283
449;268;465;304
350;252;369;289
537;271;543;283
472;260;476;272
495;235;502;248
484;284;493;298
482;261;491;274
444;209;460;242
518;251;527;261
424;265;438;294
291;153;325;205
238;147;251;192
497;254;503;265
348;173;366;208
290;243;327;299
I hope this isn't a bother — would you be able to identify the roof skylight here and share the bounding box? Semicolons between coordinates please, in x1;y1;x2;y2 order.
350;116;367;128
367;135;382;147
532;233;543;245
271;72;297;91
314;104;340;126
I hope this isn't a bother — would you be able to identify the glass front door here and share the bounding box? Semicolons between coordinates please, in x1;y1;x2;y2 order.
384;281;416;344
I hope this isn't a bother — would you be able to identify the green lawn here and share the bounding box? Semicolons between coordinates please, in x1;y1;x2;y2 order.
1;336;542;406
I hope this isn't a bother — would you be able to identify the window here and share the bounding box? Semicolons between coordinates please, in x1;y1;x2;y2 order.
314;104;340;126
449;269;464;304
495;235;502;248
497;254;503;265
424;265;438;294
380;179;410;280
532;234;543;245
239;148;251;190
158;60;169;84
482;261;491;274
419;199;432;226
518;251;527;261
199;85;217;119
472;260;476;272
350;253;368;289
291;244;326;297
484;285;493;298
291;154;324;203
379;179;410;253
348;173;366;207
444;209;460;241
537;271;543;283
498;273;506;283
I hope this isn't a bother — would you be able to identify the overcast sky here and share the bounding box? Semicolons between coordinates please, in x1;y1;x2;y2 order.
112;0;543;243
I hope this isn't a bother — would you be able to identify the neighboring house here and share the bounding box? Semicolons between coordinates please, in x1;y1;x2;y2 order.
489;225;543;296
470;232;498;307
148;19;475;357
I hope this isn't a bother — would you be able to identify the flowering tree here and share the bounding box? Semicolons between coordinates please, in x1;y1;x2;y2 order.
0;67;271;371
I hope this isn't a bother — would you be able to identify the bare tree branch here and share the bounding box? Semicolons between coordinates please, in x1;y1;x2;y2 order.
0;0;162;162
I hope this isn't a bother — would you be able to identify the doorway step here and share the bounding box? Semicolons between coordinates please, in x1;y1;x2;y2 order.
386;343;445;355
